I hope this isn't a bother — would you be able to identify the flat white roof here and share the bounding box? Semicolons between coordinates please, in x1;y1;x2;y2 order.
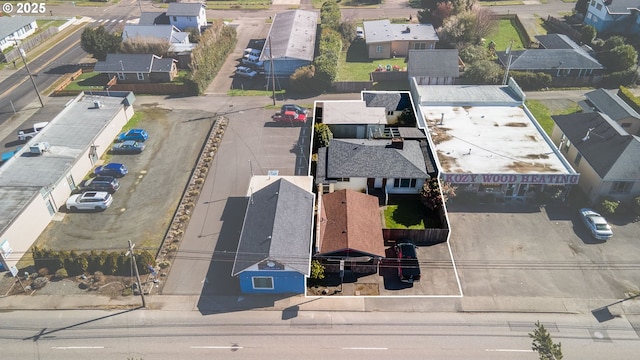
421;105;573;175
322;100;388;125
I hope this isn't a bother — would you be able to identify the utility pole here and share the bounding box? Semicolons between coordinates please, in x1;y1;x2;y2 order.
13;40;44;107
268;35;276;106
127;240;146;308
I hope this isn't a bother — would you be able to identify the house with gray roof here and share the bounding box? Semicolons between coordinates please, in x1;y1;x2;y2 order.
551;111;640;203
0;92;135;272
0;16;37;51
496;34;604;84
232;177;315;294
583;88;640;136
363;20;438;59
408;49;461;85
583;0;640;34
259;10;318;78
138;12;170;26
166;2;207;32
122;25;195;68
316;138;433;202
94;54;177;84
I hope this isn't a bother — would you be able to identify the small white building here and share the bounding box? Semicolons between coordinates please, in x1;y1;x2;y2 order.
166;2;207;33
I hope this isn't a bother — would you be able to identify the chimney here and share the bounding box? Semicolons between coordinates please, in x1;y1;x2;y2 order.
391;137;404;149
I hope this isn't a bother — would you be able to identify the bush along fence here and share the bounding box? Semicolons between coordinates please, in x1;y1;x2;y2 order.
153;116;228;283
31;246;155;277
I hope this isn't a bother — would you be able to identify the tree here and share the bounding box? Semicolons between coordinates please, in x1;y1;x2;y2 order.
599;44;638;72
289;65;318;94
313;123;333;150
320;0;341;31
602;35;625;51
529;321;563;360
575;0;589;16
458;44;490;64
437;8;496;45
580;24;596;45
81;26;121;61
463;59;503;84
420;179;456;210
310;260;325;283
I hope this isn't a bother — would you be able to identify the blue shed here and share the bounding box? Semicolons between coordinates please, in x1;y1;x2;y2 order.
260;10;318;79
232;177;315;294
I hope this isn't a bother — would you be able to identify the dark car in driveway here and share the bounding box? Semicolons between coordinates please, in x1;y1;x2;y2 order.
78;176;120;193
111;140;145;154
94;163;128;178
395;241;421;283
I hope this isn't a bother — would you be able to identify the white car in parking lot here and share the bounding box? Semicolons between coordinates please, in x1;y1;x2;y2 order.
579;208;613;240
66;191;113;212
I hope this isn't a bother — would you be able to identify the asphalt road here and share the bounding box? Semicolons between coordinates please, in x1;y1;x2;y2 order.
0;309;637;359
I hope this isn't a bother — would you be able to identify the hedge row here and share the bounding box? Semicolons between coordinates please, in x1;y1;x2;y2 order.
185;20;237;95
32;246;155;277
509;71;552;90
617;85;640;114
313;27;342;90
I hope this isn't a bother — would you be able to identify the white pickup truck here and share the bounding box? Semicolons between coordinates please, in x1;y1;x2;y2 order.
17;121;48;141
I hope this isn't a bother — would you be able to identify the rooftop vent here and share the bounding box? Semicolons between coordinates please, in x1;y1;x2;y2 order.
391;137;404;150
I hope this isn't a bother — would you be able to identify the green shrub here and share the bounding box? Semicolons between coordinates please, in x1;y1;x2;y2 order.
600;199;620;215
54;268;68;280
617;86;640;114
310;260;325;281
509;71;552;90
600;69;636;88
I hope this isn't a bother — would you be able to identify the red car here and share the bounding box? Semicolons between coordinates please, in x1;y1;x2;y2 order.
272;110;306;123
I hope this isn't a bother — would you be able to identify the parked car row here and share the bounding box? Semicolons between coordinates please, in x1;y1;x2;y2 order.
66;128;149;212
235;45;265;79
271;104;309;125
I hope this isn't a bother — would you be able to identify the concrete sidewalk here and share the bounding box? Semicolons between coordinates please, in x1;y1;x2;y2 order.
2;291;640;317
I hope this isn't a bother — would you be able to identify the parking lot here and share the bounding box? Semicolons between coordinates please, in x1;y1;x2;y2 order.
35;104;217;253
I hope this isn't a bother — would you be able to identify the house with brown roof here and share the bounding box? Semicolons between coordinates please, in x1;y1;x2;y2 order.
315;189;386;274
363;20;438;59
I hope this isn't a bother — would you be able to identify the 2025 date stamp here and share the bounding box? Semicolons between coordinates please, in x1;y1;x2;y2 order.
2;2;47;14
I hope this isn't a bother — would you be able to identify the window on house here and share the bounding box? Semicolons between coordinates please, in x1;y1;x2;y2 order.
414;43;426;50
394;178;417;188
574;153;582;166
376;46;383;53
610;181;632;194
387;110;393;115
173;16;177;22
252;277;274;289
590;0;595;6
335;178;350;182
596;3;602;10
561;135;571;152
117;72;125;80
137;72;144;80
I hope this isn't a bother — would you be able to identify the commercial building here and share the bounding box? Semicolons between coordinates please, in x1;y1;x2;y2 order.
410;78;578;202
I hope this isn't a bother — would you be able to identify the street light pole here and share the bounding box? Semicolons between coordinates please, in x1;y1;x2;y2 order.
13;40;44;108
127;240;146;308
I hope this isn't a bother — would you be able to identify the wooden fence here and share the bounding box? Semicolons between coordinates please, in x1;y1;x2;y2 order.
382;228;449;246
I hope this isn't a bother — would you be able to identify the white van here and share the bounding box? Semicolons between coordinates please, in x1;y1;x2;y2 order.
356;27;364;39
244;48;262;57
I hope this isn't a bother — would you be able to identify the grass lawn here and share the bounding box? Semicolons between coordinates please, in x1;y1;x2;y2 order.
486;18;527;51
203;0;272;10
526;100;582;135
338;40;407;81
64;72;106;91
383;198;427;229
